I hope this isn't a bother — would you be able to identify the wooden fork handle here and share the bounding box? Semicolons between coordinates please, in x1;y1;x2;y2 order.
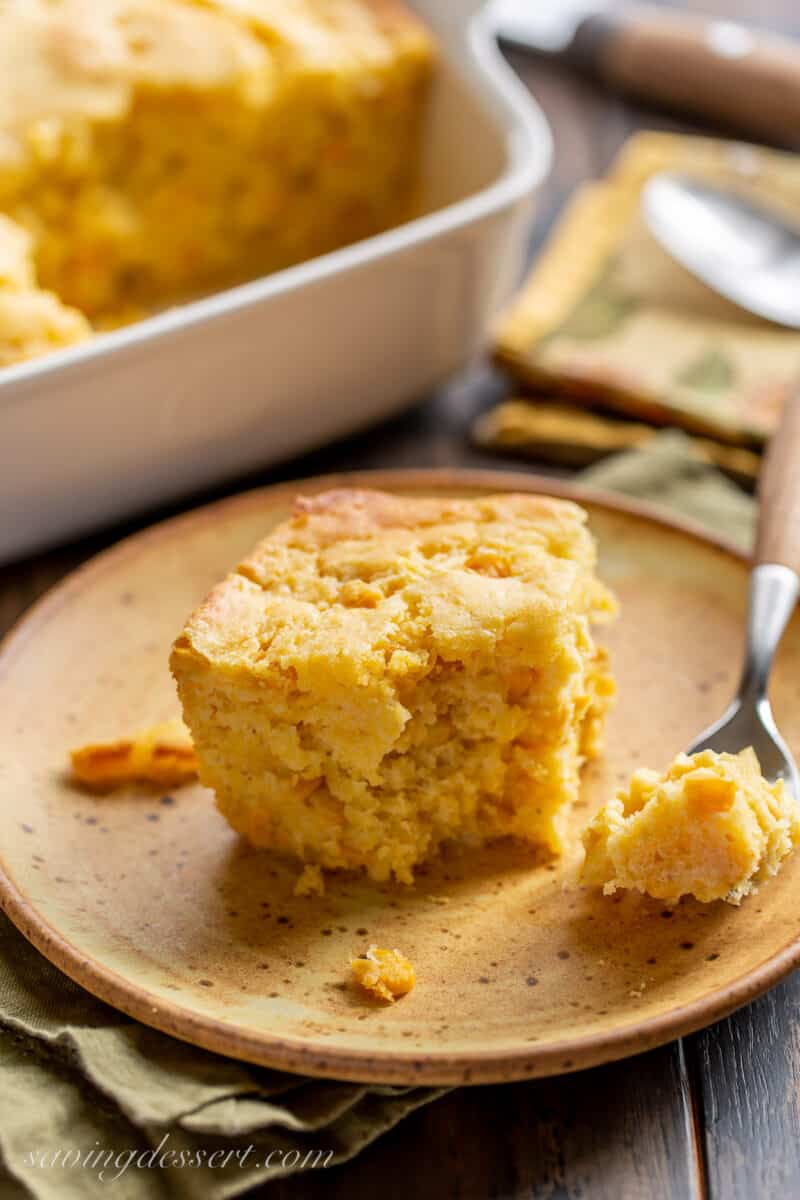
573;8;800;147
755;393;800;576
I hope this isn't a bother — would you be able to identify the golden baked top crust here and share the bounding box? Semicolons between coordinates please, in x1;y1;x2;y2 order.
0;0;266;171
206;0;432;64
176;488;616;687
0;0;432;172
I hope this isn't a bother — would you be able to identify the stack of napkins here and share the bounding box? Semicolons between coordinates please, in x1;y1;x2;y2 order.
481;131;800;468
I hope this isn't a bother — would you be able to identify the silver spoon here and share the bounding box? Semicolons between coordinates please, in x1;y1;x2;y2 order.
686;395;800;797
641;172;800;329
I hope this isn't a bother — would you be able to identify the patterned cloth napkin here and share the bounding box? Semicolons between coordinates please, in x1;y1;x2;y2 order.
0;437;755;1199
493;130;800;446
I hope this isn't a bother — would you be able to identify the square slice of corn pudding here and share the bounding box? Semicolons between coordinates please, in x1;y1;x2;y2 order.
171;490;617;883
0;0;434;333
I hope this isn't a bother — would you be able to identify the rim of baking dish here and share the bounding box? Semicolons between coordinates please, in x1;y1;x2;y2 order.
0;6;552;401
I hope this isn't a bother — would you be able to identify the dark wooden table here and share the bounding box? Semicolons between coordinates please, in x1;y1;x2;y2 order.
4;2;799;1196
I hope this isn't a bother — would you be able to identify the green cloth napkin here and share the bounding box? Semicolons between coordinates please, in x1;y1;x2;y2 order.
581;429;755;551
0;909;447;1198
0;432;755;1198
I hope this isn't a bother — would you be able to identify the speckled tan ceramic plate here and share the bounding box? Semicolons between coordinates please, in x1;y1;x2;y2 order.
3;469;800;1086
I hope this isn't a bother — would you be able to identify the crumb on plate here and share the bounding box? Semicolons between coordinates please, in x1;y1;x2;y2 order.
70;718;198;788
294;864;325;898
350;945;415;1002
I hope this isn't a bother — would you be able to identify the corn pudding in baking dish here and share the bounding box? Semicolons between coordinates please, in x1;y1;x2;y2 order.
582;748;800;905
171;489;616;884
0;214;89;364
0;0;434;352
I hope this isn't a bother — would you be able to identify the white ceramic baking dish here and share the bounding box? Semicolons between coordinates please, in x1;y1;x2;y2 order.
0;0;551;562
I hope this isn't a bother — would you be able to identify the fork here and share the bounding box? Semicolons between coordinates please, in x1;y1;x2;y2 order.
687;397;800;797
